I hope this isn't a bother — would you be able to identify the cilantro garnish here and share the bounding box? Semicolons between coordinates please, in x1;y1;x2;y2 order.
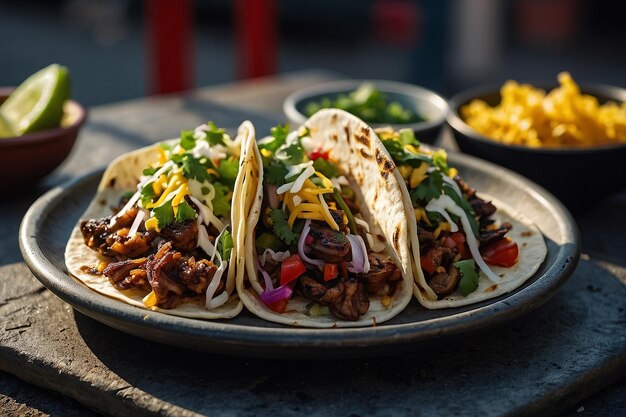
140;182;157;206
175;200;197;222
411;170;443;204
204;121;227;146
153;200;175;229
180;130;196;150
259;124;289;153
217;158;239;188
181;154;215;183
269;208;298;245
456;259;479;296
399;128;420;146
217;229;233;261
212;182;231;218
313;158;339;179
264;161;289;185
381;139;430;168
143;166;159;176
432;149;449;174
276;140;304;165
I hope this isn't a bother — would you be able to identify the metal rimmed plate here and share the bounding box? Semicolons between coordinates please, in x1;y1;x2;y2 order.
19;152;579;359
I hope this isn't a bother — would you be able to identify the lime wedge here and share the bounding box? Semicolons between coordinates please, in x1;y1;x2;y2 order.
0;112;16;138
0;64;70;135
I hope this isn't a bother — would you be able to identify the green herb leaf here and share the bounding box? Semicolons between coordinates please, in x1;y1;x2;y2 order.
181;154;214;182
143;166;159;176
159;142;173;151
277;140;304;165
456;259;480;296
175;200;197;222
313;157;339;179
217;158;239;188
381;138;430;167
258;124;289;153
153;200;175;229
264;161;289;185
432;149;449;174
140;182;156;207
411;170;443;204
212;182;231;218
180;130;196;150
204;121;226;146
269;208;298;245
217;229;233;261
399;128;420;146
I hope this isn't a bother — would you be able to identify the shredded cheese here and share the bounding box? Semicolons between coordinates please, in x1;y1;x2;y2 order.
433;222;451;238
142;291;157;308
410;162;429;188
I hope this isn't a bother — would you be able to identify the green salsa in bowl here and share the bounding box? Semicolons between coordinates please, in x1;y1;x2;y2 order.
284;80;449;143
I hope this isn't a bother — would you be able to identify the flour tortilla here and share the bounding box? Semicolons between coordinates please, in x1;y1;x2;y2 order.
64;122;257;319
396;171;548;308
236;109;414;327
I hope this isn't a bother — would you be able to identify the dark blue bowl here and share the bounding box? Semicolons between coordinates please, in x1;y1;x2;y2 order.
447;83;626;211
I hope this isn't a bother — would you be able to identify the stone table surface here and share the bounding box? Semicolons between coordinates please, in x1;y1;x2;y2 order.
1;71;625;416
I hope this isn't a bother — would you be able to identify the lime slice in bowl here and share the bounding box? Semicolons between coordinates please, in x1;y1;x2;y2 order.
0;112;16;138
0;64;70;135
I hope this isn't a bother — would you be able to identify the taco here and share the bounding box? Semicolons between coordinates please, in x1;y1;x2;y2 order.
375;127;547;308
235;109;413;327
64;121;257;319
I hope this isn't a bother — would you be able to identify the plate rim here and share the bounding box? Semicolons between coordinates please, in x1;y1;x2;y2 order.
19;152;580;353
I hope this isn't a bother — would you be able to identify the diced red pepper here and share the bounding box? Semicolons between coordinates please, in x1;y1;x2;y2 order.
308;149;330;161
420;249;438;275
268;298;288;313
323;263;338;281
280;254;306;286
481;238;519;267
451;232;471;259
443;236;456;249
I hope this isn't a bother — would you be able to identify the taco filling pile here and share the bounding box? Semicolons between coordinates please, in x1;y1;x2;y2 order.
76;122;242;311
377;126;545;306
250;125;402;320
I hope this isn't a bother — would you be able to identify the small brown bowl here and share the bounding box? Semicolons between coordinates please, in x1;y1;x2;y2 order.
0;87;87;191
447;83;626;211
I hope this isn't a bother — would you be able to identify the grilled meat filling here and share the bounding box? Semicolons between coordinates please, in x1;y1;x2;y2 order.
145;242;218;309
103;257;150;290
297;275;369;321
306;220;351;263
363;255;402;295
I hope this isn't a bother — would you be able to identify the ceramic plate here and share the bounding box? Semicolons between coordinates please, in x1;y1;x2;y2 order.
19;152;579;358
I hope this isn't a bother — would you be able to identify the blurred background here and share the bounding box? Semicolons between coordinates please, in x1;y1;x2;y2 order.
1;0;625;106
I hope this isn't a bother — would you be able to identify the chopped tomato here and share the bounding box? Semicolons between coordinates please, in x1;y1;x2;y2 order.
280;254;306;286
449;232;471;259
443;237;456;249
323;263;338;281
308;149;330;161
420;249;438;275
481;238;519;267
268;298;288;313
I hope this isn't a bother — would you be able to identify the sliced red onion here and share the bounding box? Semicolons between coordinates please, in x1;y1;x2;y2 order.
346;234;370;273
256;257;274;292
260;284;293;306
298;220;325;269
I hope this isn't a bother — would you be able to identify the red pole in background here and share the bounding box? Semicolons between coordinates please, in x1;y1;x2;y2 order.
145;0;194;94
234;0;278;79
